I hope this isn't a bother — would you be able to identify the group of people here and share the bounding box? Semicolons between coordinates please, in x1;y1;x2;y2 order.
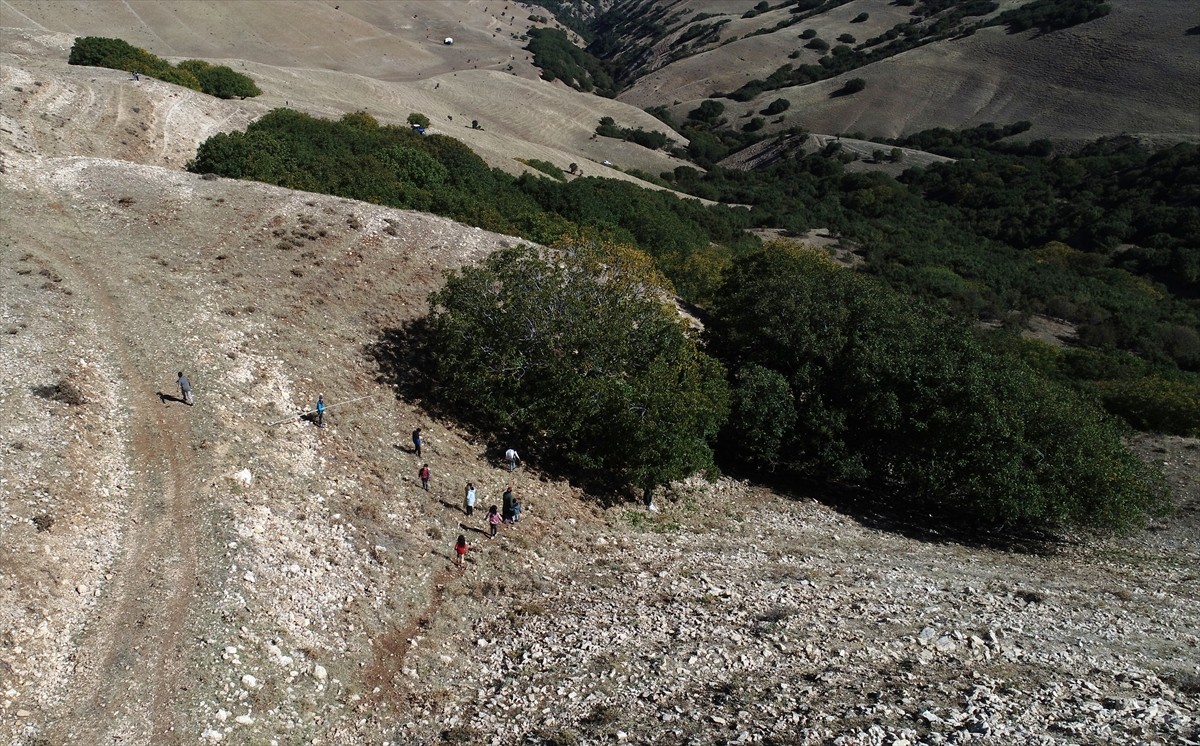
410;428;526;570
454;485;521;567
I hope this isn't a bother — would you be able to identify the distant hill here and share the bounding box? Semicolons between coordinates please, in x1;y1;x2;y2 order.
581;0;1200;143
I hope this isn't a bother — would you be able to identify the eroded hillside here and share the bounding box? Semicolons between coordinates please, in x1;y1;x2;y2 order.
1;3;1198;745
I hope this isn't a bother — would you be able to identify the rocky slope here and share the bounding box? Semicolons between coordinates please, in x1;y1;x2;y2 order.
0;3;1197;745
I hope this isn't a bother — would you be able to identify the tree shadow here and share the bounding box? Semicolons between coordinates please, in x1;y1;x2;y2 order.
366;320;640;506
718;460;1071;555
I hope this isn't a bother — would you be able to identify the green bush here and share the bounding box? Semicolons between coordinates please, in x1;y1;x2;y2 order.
762;98;791;115
407;112;432;128
835;77;867;96
68;37;260;98
1091;376;1200;436
706;244;1169;530
177;59;261;98
427;242;729;499
519;158;567;181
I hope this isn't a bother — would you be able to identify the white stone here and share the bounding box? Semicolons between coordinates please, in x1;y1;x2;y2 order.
242;674;258;689
235;714;254;725
313;665;327;682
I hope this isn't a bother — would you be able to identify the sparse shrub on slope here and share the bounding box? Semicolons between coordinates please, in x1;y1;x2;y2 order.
426;241;729;500
706;244;1169;531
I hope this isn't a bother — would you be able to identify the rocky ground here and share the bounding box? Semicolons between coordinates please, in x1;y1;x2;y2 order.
1;5;1198;745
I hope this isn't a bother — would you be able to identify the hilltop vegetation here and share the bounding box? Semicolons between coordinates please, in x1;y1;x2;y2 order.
189;108;1196;531
68;36;261;99
187;108;755;300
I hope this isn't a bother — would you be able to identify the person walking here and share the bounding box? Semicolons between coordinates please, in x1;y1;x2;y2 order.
505;447;520;472
512;495;523;523
454;534;472;569
315;394;326;428
419;463;431;491
464;482;477;517
486;505;501;538
412;428;423;457
501;485;515;524
177;371;193;406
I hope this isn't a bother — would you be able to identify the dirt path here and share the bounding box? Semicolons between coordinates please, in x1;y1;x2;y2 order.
30;240;204;745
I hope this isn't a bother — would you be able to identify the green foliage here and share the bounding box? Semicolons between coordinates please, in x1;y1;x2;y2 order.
762;98;791;116
687;99;725;124
518;158;567;181
800;28;817;39
1090;376;1200;436
805;37;830;51
407;112;432;128
851;12;870;22
834;77;866;96
726;364;796;469
526;27;615;95
189;109;755;304
989;0;1110;33
595;118;671;149
177;59;261;98
706;244;1168;530
68;37;260;98
743;117;765;133
427;242;729;495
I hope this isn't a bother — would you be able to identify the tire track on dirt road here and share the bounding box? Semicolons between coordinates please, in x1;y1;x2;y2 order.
31;240;205;745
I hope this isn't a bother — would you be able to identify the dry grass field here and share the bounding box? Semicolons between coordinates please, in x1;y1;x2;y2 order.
1;2;1198;744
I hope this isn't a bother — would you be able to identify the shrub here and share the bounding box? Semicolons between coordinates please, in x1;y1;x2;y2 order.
519;158;567;181
1091;376;1200;436
852;12;870;22
837;33;856;43
177;59;261;98
407;112;432;128
688;99;725;124
804;37;830;51
762;98;791;115
800;28;817;39
834;77;867;96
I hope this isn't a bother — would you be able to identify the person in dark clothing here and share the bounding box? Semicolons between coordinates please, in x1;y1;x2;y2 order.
501;485;514;524
412;428;423;456
177;372;193;406
419;463;431;491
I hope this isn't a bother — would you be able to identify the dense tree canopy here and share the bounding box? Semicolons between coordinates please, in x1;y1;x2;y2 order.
706;244;1168;529
426;242;729;499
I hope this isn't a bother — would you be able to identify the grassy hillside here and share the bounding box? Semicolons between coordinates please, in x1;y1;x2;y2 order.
578;0;1200;142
